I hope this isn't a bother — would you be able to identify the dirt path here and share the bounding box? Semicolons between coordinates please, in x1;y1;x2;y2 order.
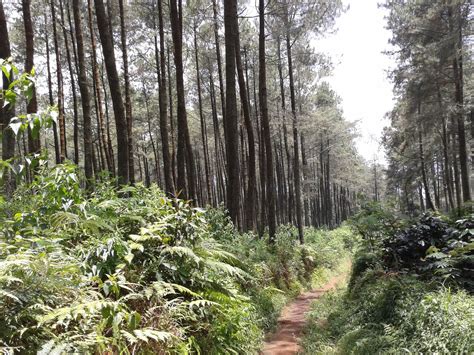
261;272;348;355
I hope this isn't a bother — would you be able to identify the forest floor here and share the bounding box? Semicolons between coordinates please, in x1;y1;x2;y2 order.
261;269;349;355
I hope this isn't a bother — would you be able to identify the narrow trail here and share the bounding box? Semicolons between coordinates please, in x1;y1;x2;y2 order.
261;272;348;355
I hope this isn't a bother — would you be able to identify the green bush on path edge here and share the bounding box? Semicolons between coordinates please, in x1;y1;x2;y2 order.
0;163;353;354
301;203;474;355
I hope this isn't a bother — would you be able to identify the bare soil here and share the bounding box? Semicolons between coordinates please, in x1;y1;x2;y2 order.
261;272;347;355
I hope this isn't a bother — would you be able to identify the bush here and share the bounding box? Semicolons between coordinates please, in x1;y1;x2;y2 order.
302;207;474;355
302;268;474;354
348;202;405;252
0;164;260;353
1;163;356;353
383;215;474;291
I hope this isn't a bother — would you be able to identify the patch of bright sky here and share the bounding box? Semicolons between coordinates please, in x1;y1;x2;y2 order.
314;0;395;163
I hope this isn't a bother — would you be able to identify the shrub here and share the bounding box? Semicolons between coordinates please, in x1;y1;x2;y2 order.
1;163;356;353
302;268;474;354
383;214;473;291
302;208;474;355
348;202;405;252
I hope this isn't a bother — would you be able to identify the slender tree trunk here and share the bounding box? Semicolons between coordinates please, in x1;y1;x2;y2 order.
286;18;304;243
236;39;256;230
451;127;462;209
438;87;455;210
88;0;113;173
212;0;226;124
418;121;435;211
73;0;93;182
259;0;276;241
156;0;174;195
22;0;40;155
51;0;67;162
66;2;82;164
223;0;241;227
44;10;61;164
119;0;134;183
326;142;332;227
59;0;79;164
94;0;129;184
193;23;212;205
209;67;226;205
449;3;471;202
101;63;115;173
167;46;177;186
143;87;159;185
0;0;16;196
169;0;195;200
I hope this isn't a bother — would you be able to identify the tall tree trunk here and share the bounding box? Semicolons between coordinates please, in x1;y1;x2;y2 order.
418;121;435;211
59;0;79;164
101;62;115;174
119;0;134;183
44;10;61;164
156;0;174;195
193;23;212;205
88;0;113;173
51;0;67;162
224;0;241;227
167;46;177;186
143;86;159;185
259;0;276;242
451;126;462;209
94;0;129;184
22;0;40;155
73;0;93;182
212;0;226;124
209;67;226;205
0;0;16;196
449;3;471;202
236;39;256;230
169;0;195;200
286;15;304;243
438;86;455;210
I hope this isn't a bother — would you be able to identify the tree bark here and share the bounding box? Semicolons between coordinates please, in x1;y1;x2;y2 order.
212;0;226;125
0;0;16;196
59;0;79;164
286;14;304;243
193;23;212;205
119;0;135;183
88;0;113;174
156;0;174;195
73;0;93;182
44;9;61;164
169;0;195;200
224;0;241;226
259;0;276;242
22;0;40;155
418;117;435;211
94;0;129;184
51;0;67;162
449;3;471;202
236;39;256;230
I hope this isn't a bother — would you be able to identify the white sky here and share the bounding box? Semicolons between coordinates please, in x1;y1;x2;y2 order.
315;0;395;163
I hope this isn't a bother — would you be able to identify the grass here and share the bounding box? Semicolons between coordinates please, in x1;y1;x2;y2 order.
0;164;359;354
301;258;474;354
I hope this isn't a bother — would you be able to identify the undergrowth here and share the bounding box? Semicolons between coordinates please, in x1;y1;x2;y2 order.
0;163;352;354
301;202;474;354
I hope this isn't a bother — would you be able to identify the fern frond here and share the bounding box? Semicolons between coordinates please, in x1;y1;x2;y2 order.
132;328;175;343
204;260;250;280
161;246;201;265
187;299;219;310
0;289;21;303
50;211;81;228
